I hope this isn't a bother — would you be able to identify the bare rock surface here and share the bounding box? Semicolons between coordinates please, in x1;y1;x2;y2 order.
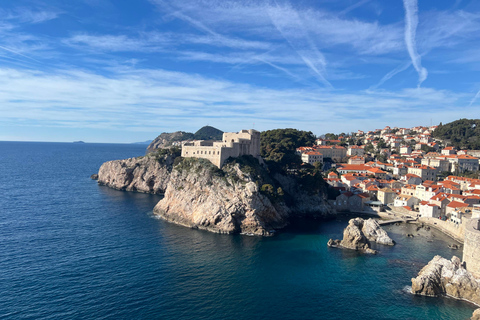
97;155;173;194
362;218;395;246
153;159;289;235
472;308;480;320
411;255;480;306
328;218;395;254
97;154;333;236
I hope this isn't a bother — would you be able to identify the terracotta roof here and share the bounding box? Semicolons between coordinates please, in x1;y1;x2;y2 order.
447;201;469;208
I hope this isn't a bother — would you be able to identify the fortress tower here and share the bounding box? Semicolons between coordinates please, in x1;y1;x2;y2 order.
463;218;480;278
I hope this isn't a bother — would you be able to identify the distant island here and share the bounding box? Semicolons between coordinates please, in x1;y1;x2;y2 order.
73;141;85;144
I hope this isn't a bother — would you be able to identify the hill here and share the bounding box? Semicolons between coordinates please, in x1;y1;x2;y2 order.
193;126;223;140
432;119;480;149
146;126;223;153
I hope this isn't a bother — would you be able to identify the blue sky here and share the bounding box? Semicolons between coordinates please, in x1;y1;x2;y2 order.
1;0;480;142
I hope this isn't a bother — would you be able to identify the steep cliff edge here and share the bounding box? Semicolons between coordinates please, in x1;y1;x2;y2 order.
153;158;290;235
411;255;480;306
97;149;179;194
97;152;333;235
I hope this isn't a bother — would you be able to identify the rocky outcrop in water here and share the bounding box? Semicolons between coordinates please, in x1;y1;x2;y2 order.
328;218;395;254
152;156;333;235
411;255;480;306
97;153;333;235
97;152;177;194
153;159;289;235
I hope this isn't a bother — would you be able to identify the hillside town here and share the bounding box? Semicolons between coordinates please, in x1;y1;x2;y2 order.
296;125;480;228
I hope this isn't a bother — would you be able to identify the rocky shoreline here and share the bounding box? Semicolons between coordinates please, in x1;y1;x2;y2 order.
411;255;480;319
96;154;333;236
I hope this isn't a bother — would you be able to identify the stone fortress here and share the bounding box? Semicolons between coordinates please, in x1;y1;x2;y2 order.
463;218;480;278
181;129;261;168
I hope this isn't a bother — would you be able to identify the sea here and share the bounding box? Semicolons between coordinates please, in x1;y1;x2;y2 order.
0;141;477;320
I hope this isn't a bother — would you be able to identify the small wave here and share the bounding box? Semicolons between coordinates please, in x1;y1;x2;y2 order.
403;285;413;294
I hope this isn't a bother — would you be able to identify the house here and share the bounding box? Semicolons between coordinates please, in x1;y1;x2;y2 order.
430;193;450;215
336;164;370;174
419;201;441;218
347;145;365;156
446;201;469;216
400;146;412;154
402;173;423;185
367;167;388;179
377;188;397;205
394;194;416;208
407;165;437;182
301;151;323;165
348;156;365;165
445;155;480;173
415;184;443;201
441;146;456;155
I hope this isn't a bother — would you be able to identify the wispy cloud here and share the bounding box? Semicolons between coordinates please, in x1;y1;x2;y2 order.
369;61;411;90
2;8;60;24
0;66;471;142
468;87;480;107
267;3;332;88
403;0;428;86
339;0;372;16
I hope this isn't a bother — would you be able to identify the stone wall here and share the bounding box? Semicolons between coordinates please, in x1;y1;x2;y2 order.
463;219;480;278
418;216;467;242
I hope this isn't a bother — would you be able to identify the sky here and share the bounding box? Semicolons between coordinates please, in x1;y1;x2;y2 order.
1;0;480;143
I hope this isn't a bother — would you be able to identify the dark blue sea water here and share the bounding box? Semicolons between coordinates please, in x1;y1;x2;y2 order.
0;141;477;320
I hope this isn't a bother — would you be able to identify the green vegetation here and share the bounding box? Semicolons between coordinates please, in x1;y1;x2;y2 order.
260;128;315;172
147;146;182;164
193;126;223;140
433;119;480;149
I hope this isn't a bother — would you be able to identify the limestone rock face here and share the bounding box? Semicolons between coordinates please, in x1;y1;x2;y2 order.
472;308;480;320
411;255;480;306
328;218;394;254
362;218;395;246
97;156;172;194
154;159;289;235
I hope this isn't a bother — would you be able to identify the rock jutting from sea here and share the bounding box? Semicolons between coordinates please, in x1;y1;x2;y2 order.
97;149;178;194
411;255;480;307
96;152;333;236
327;217;395;254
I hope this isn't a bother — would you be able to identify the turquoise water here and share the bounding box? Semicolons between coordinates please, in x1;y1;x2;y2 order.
0;141;477;319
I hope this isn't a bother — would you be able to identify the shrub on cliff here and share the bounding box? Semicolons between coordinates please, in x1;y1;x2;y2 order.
260;128;315;173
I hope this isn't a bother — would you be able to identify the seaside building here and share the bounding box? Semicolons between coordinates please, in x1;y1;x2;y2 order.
181;129;261;168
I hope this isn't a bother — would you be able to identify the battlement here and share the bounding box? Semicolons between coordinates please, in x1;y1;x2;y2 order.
181;129;261;168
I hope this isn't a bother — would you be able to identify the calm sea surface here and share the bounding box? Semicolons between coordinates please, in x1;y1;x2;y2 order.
0;141;477;319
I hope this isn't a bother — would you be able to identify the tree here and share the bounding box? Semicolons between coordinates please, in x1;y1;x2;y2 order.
260;128;316;172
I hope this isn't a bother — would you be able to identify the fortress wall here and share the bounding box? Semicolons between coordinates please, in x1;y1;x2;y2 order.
463;219;480;278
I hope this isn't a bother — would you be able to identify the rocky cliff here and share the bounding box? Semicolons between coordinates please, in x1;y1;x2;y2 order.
411;255;480;306
97;153;333;235
328;218;394;254
97;150;178;194
153;158;290;235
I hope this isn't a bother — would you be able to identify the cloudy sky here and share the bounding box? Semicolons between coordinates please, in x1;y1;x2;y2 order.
1;0;480;142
